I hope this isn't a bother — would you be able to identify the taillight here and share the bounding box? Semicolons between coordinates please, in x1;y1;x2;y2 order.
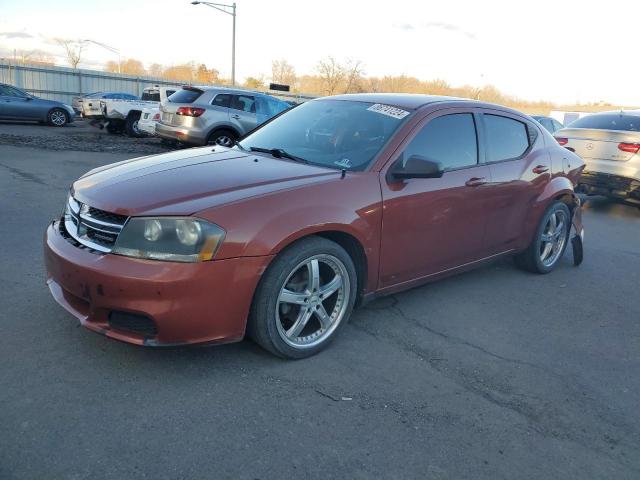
176;106;205;117
555;137;568;146
153;113;160;120
618;142;640;154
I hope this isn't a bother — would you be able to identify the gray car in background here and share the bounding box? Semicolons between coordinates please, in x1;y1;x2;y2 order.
555;111;640;204
532;115;564;134
0;83;75;127
156;86;291;146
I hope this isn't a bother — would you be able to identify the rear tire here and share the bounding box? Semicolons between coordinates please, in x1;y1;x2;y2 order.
247;236;357;359
206;128;237;147
515;201;571;274
125;112;143;138
47;108;68;127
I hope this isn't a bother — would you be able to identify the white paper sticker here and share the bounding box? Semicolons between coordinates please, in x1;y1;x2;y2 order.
367;103;410;119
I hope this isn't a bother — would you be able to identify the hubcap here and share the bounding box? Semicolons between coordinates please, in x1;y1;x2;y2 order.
276;254;350;349
51;110;65;126
539;210;568;267
214;135;233;147
132;120;141;135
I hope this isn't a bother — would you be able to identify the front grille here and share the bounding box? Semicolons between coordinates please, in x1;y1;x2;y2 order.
62;196;128;253
109;311;158;336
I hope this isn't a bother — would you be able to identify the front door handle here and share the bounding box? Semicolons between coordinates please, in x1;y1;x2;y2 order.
231;114;241;119
465;177;487;187
532;165;549;174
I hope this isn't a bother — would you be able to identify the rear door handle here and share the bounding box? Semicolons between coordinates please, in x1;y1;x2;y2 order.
465;177;487;187
532;165;549;174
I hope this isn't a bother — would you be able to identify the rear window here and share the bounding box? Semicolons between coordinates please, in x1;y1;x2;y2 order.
484;114;530;162
568;113;640;132
168;88;203;104
141;91;160;101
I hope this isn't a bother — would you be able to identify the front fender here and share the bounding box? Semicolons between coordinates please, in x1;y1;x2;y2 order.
197;173;383;292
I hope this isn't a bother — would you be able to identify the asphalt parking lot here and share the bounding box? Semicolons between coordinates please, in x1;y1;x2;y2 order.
1;121;639;479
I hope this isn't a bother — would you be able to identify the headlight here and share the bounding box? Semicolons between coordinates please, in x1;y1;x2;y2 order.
112;217;225;263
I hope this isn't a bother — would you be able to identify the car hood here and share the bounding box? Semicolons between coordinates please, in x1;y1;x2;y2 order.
72;147;340;216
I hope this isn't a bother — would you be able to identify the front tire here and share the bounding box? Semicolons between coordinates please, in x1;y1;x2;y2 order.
247;236;357;359
47;108;68;127
515;201;571;273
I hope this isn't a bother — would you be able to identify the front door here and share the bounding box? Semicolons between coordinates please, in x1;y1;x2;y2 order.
379;110;492;288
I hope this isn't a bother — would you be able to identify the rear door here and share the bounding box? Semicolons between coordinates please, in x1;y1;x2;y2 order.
379;109;492;287
481;111;549;254
229;94;257;134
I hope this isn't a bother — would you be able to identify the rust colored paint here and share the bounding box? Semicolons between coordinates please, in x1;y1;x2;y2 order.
44;95;585;346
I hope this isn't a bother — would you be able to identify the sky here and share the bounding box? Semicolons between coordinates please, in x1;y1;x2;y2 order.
0;0;638;105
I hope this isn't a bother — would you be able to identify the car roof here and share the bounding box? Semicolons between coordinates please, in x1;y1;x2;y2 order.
321;93;470;110
591;110;640;117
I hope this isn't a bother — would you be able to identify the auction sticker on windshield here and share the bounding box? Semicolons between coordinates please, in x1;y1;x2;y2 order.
367;104;410;119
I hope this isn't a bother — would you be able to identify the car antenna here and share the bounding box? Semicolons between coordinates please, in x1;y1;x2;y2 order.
341;168;346;179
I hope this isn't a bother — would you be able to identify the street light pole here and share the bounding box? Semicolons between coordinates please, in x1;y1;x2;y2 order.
191;1;236;85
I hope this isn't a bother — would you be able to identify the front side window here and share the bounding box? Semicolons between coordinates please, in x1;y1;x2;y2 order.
239;99;412;171
402;113;478;170
484;114;530;162
231;95;256;113
0;85;28;98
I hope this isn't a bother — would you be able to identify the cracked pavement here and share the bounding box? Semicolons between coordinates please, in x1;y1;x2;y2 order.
1;126;639;479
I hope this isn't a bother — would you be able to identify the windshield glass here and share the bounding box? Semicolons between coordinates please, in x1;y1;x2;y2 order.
238;99;412;171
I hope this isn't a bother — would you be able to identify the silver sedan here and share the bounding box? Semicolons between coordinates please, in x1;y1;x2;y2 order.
555;111;640;204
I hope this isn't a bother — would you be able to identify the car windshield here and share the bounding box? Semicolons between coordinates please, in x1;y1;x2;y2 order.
238;99;412;171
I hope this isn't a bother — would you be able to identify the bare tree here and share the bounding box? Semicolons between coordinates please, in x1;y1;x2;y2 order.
271;59;296;87
316;57;346;95
343;59;365;93
56;38;85;68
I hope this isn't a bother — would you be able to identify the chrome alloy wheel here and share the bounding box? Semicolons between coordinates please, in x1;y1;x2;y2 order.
539;210;568;267
276;254;351;349
211;135;233;146
50;110;66;126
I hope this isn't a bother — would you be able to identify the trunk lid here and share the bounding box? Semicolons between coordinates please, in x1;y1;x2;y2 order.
556;128;640;162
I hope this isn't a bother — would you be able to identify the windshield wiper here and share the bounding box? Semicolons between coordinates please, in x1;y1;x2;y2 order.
249;147;309;164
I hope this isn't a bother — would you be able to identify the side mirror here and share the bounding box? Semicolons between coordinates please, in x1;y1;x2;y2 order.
390;155;444;180
25;96;33;101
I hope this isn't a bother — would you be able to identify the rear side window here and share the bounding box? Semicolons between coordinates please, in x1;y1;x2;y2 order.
484;114;530;162
568;113;640;132
168;88;203;104
211;93;232;108
231;95;256;113
403;113;478;170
